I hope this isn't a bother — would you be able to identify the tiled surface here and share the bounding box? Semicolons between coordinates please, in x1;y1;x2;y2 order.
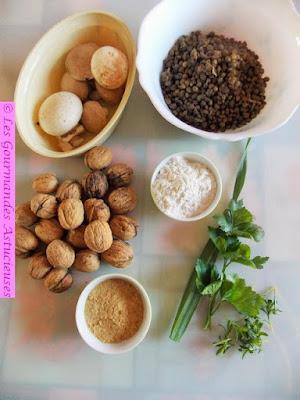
1;1;300;399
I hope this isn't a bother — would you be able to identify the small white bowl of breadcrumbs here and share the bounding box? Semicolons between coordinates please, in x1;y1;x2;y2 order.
76;274;152;354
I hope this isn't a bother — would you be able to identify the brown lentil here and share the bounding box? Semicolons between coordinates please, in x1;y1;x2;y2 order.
160;31;269;132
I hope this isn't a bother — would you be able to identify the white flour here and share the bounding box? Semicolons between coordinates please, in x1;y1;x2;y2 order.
152;156;217;218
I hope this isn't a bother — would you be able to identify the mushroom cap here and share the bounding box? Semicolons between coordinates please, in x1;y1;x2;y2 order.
65;42;98;81
81;101;108;134
95;82;124;105
91;46;128;89
38;91;83;136
60;72;89;100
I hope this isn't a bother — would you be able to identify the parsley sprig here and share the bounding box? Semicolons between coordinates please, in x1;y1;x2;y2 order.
170;139;280;356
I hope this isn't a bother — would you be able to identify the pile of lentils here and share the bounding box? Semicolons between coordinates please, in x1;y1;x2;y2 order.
160;31;269;132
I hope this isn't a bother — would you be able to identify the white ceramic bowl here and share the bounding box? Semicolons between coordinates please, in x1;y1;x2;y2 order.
76;274;152;354
150;152;222;221
15;11;136;158
137;0;300;141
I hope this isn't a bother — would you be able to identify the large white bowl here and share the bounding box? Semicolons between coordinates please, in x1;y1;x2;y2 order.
137;0;300;141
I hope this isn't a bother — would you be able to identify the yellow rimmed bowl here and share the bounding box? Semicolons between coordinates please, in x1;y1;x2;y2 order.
15;10;136;158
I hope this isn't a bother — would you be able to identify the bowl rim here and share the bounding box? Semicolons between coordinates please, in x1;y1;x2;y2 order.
75;273;152;354
136;0;300;142
14;9;136;158
150;151;222;222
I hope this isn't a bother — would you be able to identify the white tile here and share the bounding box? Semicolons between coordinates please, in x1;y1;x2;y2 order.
264;146;300;261
0;0;43;25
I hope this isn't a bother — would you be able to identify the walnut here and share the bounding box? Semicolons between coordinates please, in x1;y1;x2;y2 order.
84;198;110;222
16;202;38;227
34;218;64;244
16;226;39;258
44;268;73;293
73;249;100;272
101;239;133;268
31;193;58;219
32;173;59;193
106;163;133;188
56;179;82;202
28;253;52;279
66;225;87;249
46;239;75;268
109;215;138;241
58;199;84;230
107;187;137;214
83;171;108;199
84;146;112;170
84;220;113;253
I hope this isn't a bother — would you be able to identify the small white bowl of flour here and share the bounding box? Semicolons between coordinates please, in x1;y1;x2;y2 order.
151;152;222;221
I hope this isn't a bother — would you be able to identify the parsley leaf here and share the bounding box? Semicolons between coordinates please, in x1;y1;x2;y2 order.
214;209;233;233
221;275;265;317
232;223;264;242
232;207;253;226
201;280;222;296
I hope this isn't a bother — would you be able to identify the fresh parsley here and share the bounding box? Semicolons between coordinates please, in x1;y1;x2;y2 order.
170;139;280;357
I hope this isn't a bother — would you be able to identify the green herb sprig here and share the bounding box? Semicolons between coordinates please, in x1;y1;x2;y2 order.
169;139;279;356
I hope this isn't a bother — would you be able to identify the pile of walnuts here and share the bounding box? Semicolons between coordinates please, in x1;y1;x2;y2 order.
15;146;138;294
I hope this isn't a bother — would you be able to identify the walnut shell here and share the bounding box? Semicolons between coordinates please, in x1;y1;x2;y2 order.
32;173;59;193
107;187;137;214
101;239;133;268
66;225;87;249
16;202;38;227
28;253;52;279
84;220;113;253
109;215;138;241
58;199;84;230
84;146;112;171
56;179;82;202
46;239;75;268
83;170;108;199
84;198;110;222
44;268;73;293
106;163;133;188
31;193;58;219
16;226;39;258
73;249;100;272
34;218;64;244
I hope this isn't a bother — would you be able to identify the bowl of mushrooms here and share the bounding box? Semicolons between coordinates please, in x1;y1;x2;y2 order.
15;11;136;157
